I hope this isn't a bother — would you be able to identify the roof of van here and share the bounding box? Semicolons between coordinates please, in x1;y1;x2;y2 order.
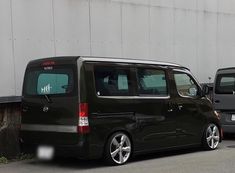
28;56;188;69
217;67;235;72
81;56;185;68
27;56;79;66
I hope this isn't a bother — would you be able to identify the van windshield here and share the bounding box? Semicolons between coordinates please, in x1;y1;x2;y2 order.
215;74;235;94
23;65;75;96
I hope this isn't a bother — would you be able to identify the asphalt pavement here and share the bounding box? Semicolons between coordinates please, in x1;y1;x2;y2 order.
1;138;235;173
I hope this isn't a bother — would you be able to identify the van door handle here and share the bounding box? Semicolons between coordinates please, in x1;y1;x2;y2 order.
22;106;29;112
167;102;175;113
215;100;220;103
178;105;183;111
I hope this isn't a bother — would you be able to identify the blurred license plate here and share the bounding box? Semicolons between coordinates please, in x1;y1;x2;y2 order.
37;146;54;160
231;115;235;121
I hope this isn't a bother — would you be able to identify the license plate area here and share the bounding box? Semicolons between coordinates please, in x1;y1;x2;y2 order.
37;146;54;160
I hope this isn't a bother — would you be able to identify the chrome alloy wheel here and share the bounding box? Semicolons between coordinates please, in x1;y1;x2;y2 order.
109;133;131;165
206;124;220;149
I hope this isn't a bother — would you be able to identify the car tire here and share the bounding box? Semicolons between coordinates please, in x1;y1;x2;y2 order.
202;123;220;150
104;132;132;166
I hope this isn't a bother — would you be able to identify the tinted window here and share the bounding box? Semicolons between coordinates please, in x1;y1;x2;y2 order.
37;73;69;94
94;66;132;96
174;72;198;97
137;68;168;96
24;66;75;96
215;74;235;94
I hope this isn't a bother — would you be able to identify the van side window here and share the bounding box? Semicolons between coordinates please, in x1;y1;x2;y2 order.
215;74;235;94
94;66;132;96
137;68;168;96
174;72;199;97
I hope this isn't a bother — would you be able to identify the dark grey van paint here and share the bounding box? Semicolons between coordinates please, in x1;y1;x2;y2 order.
20;56;221;165
214;68;235;133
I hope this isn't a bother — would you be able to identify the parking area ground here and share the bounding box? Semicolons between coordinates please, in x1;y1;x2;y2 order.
1;138;235;173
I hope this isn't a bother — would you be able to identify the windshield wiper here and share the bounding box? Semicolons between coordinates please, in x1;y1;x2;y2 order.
44;94;52;103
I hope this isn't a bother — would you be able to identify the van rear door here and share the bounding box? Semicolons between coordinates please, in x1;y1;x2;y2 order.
21;58;79;145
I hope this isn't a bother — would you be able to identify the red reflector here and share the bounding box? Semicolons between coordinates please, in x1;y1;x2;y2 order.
79;103;88;117
78;103;90;134
42;61;55;66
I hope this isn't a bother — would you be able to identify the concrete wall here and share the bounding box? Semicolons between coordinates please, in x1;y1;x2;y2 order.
1;0;235;98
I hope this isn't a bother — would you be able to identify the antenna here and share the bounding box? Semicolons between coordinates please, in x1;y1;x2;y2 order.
208;77;211;84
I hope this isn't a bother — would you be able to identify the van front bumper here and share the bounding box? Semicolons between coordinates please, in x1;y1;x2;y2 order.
219;112;235;133
222;125;235;134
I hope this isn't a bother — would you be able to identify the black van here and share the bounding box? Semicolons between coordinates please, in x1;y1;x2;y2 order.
20;56;222;165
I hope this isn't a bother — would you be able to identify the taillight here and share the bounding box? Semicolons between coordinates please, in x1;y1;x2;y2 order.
77;103;90;134
42;61;55;66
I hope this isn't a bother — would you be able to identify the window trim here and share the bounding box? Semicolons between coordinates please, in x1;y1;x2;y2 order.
173;69;202;99
93;64;171;100
96;95;170;99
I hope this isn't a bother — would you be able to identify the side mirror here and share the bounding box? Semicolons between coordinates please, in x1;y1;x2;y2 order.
202;84;210;96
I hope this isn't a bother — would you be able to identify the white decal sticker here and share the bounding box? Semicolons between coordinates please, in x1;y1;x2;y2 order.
41;84;52;94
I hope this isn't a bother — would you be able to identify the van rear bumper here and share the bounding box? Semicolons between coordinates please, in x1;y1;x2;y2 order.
20;140;102;160
20;130;103;160
21;143;88;159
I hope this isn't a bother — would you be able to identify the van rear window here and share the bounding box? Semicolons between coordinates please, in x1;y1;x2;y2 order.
215;74;235;94
24;66;75;96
